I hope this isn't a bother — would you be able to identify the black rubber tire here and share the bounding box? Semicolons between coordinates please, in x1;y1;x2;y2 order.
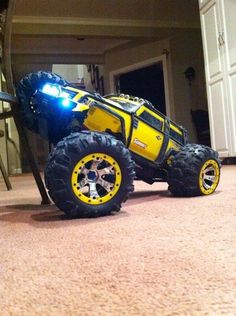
16;71;68;137
167;144;221;197
45;131;135;218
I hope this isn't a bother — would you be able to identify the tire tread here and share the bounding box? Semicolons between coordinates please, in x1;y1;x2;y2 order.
45;131;135;218
167;144;221;197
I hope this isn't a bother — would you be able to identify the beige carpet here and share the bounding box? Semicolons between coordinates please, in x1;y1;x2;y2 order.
0;166;236;316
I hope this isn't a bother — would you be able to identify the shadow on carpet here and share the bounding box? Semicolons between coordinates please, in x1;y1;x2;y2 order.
0;190;170;224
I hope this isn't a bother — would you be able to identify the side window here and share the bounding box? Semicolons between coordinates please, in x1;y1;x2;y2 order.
138;111;163;131
169;129;184;144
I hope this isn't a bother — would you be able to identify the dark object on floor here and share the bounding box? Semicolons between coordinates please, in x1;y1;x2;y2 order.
0;129;12;190
222;157;236;165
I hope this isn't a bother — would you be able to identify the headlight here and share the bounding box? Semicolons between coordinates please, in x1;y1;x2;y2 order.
41;83;77;110
60;98;71;107
42;83;61;97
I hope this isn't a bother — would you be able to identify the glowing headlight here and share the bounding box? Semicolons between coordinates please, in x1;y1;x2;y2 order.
42;84;61;97
61;99;70;107
41;83;76;109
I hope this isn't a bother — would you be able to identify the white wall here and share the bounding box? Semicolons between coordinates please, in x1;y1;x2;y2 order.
52;64;84;83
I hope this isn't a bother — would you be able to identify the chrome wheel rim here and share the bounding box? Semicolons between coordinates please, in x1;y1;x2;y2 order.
199;159;220;195
71;153;122;204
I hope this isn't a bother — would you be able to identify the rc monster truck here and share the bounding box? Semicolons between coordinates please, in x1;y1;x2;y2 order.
16;71;221;218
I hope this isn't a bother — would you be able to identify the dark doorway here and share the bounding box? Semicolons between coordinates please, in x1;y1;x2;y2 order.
116;63;166;114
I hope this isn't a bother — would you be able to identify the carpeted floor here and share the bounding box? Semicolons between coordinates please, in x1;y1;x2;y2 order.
0;165;236;316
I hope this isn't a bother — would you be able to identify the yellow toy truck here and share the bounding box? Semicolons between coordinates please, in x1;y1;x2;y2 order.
17;71;221;218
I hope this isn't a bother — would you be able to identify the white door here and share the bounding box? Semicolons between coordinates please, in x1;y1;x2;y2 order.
220;0;236;155
199;0;210;9
200;0;230;157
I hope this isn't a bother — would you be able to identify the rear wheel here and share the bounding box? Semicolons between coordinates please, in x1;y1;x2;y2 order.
45;132;135;218
167;144;221;197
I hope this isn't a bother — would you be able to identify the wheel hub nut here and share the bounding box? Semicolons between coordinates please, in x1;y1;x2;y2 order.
87;170;97;181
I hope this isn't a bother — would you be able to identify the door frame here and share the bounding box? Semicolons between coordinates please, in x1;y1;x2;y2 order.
109;55;171;117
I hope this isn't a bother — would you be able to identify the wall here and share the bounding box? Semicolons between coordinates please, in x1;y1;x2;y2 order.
170;29;207;142
0;96;21;177
52;64;84;83
6;118;21;174
0;74;21;175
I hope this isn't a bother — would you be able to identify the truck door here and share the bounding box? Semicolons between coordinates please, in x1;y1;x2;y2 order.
129;107;165;162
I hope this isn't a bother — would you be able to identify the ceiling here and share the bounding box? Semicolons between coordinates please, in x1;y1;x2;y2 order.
11;0;200;65
14;0;199;21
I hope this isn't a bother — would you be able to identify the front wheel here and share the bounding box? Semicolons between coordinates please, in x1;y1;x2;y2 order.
16;71;68;142
45;132;135;218
167;144;221;197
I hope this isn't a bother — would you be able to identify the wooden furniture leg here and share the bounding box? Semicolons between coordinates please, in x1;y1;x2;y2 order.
0;92;51;204
0;153;12;190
